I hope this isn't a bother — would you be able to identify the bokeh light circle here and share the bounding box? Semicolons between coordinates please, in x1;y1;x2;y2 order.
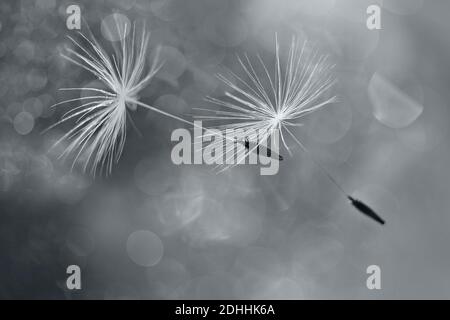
13;111;34;135
126;230;164;267
369;72;423;129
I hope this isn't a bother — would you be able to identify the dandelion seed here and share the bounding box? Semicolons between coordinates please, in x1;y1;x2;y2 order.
47;19;195;175
195;35;337;164
195;36;336;169
196;35;385;225
347;196;385;225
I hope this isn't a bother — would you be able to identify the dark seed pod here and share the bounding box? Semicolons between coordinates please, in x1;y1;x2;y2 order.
348;196;385;225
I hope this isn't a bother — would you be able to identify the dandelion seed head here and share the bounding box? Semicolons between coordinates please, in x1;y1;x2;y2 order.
48;18;162;176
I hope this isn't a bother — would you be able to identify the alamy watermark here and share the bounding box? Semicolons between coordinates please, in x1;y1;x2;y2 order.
366;264;381;290
66;265;81;290
170;121;281;175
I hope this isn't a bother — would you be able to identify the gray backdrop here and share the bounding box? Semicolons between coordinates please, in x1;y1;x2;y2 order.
0;0;449;299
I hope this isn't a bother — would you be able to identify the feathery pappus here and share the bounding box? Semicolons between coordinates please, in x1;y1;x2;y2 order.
47;19;193;175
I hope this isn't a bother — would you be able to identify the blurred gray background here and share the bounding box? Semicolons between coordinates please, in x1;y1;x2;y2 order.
0;0;449;299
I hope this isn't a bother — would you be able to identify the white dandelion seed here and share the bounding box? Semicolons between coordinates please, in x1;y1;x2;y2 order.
195;36;385;225
47;19;195;175
194;36;337;167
